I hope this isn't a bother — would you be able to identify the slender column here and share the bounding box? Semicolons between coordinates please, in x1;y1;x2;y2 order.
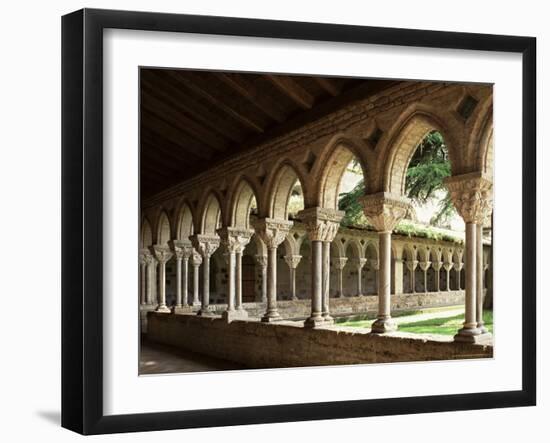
355;258;368;296
252;218;293;322
255;255;268;303
175;253;183;307
445;171;493;343
236;250;243;309
392;258;403;295
190;251;202;306
476;223;488;333
419;261;431;293
182;252;190;306
146;256;158;305
334;258;348;297
433;261;442;292
190;234;220;316
139;250;149;305
370;259;379;294
170;240;194;310
360;192;410;333
443;262;453;291
298;207;342;327
151;245;173;313
284;255;302;300
406;260;418;293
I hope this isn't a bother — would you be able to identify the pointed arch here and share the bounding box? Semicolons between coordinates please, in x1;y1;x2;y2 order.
229;177;260;229
175;201;194;241
198;191;223;235
140;218;153;248
156;211;171;246
265;162;306;220
344;238;364;260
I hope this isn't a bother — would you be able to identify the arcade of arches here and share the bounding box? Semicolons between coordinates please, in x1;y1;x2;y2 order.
140;71;494;369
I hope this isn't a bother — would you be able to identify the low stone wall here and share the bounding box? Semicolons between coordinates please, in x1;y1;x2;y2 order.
140;291;465;332
147;312;491;369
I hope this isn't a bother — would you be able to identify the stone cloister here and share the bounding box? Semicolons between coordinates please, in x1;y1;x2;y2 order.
140;76;493;346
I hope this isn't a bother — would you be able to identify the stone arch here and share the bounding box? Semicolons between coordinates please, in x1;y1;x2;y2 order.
156;211;171;246
344;238;364;260
228;177;260;229
197;191;223;235
140;218;153;248
265;162;306;220
315;136;369;210
175;201;194;241
378;105;460;195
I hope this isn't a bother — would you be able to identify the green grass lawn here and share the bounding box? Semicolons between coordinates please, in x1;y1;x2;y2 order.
338;308;493;337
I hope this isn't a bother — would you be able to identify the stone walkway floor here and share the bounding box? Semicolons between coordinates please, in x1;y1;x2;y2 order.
140;339;244;375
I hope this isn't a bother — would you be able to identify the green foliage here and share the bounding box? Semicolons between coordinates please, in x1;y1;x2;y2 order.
338;130;455;228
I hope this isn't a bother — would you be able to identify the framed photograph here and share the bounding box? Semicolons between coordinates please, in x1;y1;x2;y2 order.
61;8;536;435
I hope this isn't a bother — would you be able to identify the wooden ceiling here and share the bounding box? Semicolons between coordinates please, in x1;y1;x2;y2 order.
140;68;398;199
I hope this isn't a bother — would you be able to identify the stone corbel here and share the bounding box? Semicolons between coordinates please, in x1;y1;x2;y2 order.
359;192;411;232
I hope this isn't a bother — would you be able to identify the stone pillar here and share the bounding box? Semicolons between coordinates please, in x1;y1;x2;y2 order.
360;192;410;334
255;255;268;303
370;259;379;294
139;249;149;305
218;227;253;321
298;207;343;327
419;261;431;293
284;255;302;300
334;258;348;297
406;260;418;293
170;241;194;311
355;258;368;296
252;218;293;322
145;255;158;305
476;223;488;333
443;262;453;291
445;172;493;343
433;261;442;292
151;245;173;313
190;234;220;317
190;251;202;307
392;258;403;295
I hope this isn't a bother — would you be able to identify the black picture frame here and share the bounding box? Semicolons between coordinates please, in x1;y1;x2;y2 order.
61;8;537;435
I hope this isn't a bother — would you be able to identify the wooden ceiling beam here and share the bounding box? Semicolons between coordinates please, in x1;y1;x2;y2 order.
266;75;315;109
165;71;266;134
314;77;341;97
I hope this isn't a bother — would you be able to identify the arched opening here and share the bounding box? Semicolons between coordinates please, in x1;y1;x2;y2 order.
141;218;153;248
176;203;194;241
365;242;378;295
200;192;222;235
268;164;304;220
345;240;363;297
402;244;415;294
157;211;171;246
230;179;258;229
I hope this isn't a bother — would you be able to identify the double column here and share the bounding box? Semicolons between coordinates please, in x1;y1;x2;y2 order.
298;207;343;328
418;260;431;293
151;245;173;313
252;218;293;322
190;234;220;316
255;255;268;303
218;227;253;322
445;172;493;343
360;192;410;333
170;240;194;312
355;258;368;297
334;258;348;297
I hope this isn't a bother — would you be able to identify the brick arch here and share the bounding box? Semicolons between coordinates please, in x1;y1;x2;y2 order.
140;217;153;248
264;161;306;220
378;106;460;196
175;200;194;241
228;177;259;229
197;191;223;235
156;210;171;246
315;135;370;210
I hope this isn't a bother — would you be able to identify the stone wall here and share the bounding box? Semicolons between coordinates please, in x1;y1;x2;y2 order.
147;313;492;369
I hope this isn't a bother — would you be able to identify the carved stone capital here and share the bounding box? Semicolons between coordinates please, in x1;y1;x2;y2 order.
217;227;254;254
190;251;203;266
444;172;493;224
255;254;268;268
151;245;173;264
359;192;410;232
369;259;379;271
418;261;432;271
284;254;302;269
406;259;419;271
454;262;464;272
170;240;194;260
354;258;368;270
432;261;443;271
297;207;344;243
190;234;220;259
252;218;293;249
443;262;454;272
334;257;348;270
139;248;151;265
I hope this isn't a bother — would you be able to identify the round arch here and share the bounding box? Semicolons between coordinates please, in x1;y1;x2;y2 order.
140;218;153;248
156;211;171;246
198;191;223;235
265;162;306;220
228;177;259;229
175;201;194;241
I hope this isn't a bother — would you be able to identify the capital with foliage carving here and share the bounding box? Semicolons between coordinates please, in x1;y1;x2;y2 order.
334;257;348;270
255;255;268;268
444;172;493;224
406;259;419;271
139;248;151;265
359;192;410;232
190;250;203;267
443;262;454;272
170;239;194;260
354;258;368;270
150;245;173;264
190;234;220;259
252;218;293;249
284;254;302;269
432;261;443;271
297;207;344;242
217;227;254;254
418;261;432;271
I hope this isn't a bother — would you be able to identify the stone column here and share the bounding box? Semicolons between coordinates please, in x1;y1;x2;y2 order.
284;255;302;300
360;192;410;333
190;234;220;317
334;258;348;297
476;223;488;333
443;262;453;291
406;260;418;293
145;255;157;305
433;261;442;292
445;172;493;343
418;261;431;293
218;227;253;321
298;207;343;327
255;255;268;303
355;258;368;296
139;249;149;305
170;241;194;311
392;257;403;295
190;251;202;307
454;262;464;290
252;218;293;322
151;245;173;313
370;259;379;294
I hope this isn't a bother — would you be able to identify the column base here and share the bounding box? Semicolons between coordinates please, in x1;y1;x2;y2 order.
370;317;397;334
454;327;489;344
304;315;325;328
192;301;201;308
261;312;281;322
155;305;171;314
237;307;249;318
477;322;489;334
197;308;215;317
222;309;248;322
172;305;193;314
322;314;334;325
